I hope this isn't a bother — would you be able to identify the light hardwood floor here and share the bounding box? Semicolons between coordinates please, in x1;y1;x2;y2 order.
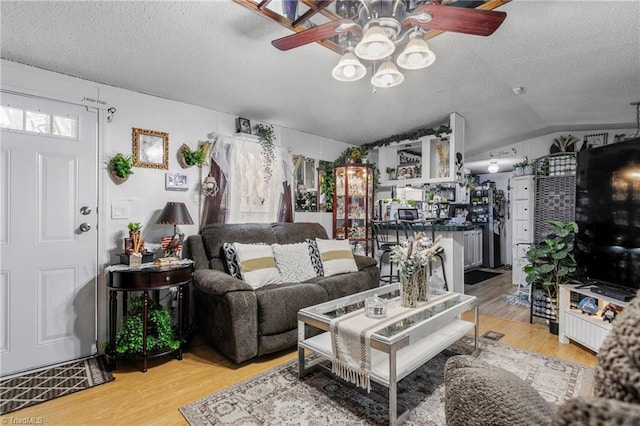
2;273;597;425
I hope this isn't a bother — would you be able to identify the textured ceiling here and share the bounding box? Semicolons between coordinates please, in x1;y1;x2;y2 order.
1;1;639;156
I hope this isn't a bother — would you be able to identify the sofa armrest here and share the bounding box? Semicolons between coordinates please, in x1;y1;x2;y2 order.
193;269;254;296
185;235;209;270
354;254;377;270
552;397;640;425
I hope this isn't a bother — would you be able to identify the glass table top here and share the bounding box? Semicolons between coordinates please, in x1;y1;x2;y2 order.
299;283;477;341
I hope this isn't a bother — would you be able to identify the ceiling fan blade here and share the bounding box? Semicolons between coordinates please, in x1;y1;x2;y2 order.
272;19;361;51
404;5;507;36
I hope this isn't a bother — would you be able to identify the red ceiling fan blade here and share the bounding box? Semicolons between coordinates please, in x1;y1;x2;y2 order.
272;19;361;51
403;4;507;36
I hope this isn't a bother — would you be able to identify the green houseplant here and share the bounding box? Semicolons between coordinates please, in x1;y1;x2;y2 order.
115;296;179;354
108;153;134;184
179;143;208;168
524;220;579;334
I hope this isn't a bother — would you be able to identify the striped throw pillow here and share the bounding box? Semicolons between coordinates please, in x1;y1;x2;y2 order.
315;238;358;277
234;242;282;289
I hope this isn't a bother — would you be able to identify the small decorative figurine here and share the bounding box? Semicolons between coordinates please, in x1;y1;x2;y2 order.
602;303;620;323
578;297;599;315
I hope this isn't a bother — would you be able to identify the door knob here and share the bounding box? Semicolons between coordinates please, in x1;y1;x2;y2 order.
80;206;92;215
79;223;91;232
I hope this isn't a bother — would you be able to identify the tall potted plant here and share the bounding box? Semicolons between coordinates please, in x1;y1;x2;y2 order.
524;220;578;335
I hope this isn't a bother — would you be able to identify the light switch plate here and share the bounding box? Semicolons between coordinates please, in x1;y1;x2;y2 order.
111;201;130;220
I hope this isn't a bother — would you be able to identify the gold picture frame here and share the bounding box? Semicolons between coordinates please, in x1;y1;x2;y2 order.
132;127;169;169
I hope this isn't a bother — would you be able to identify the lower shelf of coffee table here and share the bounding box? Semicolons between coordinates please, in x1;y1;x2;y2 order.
299;318;475;386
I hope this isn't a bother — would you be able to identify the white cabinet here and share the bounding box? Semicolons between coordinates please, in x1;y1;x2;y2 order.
463;228;483;270
511;176;535;288
558;285;628;353
375;112;465;187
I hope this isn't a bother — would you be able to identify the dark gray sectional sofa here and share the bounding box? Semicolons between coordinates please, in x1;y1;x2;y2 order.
185;222;380;363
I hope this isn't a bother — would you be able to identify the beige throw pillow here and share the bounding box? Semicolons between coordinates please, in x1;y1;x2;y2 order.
272;242;317;283
315;238;358;277
234;242;282;289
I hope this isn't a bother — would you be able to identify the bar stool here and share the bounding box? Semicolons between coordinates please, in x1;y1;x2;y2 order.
400;219;449;291
371;220;401;284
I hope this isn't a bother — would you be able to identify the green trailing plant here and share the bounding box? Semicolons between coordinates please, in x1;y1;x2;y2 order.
513;157;532;169
524;220;579;321
108;153;134;179
255;123;276;182
181;144;208;167
115;296;179;354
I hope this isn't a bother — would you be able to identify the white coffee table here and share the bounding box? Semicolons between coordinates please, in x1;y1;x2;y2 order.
297;283;478;425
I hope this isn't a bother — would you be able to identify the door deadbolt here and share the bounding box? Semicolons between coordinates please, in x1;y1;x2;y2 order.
80;206;92;215
79;223;91;232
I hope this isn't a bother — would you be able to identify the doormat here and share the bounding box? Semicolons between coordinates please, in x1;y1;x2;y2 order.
464;270;502;285
180;335;594;425
481;330;505;341
0;356;114;415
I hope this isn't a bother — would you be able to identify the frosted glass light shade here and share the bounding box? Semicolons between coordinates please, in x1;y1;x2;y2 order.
488;160;499;173
332;51;367;82
371;60;404;88
355;26;395;61
397;34;436;70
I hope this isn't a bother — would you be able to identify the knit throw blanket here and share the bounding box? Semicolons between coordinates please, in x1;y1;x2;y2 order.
330;298;419;392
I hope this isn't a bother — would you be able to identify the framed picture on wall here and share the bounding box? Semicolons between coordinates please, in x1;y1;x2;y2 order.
237;117;251;134
165;172;188;191
396;164;417;180
584;133;608;149
132;127;169;169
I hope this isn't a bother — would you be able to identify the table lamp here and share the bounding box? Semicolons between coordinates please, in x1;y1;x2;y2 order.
156;201;194;258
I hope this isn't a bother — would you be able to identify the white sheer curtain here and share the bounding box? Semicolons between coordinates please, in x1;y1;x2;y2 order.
210;134;293;223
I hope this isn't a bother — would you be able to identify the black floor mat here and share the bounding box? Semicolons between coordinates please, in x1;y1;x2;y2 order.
464;270;502;285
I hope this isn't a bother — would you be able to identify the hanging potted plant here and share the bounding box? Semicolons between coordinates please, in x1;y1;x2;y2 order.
524;220;579;335
255;123;276;182
178;141;211;169
108;153;134;184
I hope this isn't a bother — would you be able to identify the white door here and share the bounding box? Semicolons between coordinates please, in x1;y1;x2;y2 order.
0;92;98;376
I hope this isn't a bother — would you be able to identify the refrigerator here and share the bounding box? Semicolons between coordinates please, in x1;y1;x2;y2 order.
469;188;503;268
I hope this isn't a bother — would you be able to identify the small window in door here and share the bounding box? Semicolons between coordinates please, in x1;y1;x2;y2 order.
1;105;78;139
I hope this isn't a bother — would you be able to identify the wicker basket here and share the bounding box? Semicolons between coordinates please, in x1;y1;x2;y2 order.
109;168;129;185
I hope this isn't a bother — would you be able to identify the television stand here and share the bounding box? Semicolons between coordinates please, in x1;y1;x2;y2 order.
590;284;635;302
558;284;631;353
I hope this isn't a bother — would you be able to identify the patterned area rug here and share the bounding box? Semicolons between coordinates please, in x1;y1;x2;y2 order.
180;336;594;425
0;356;114;415
505;291;531;308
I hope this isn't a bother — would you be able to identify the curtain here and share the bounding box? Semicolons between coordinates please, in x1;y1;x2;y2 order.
200;135;293;226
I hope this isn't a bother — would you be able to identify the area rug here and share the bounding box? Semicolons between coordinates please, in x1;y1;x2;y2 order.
464;269;502;285
505;291;531;308
179;336;594;425
0;356;114;415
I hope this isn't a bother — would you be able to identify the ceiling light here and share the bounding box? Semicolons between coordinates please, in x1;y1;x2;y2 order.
355;25;396;61
371;60;404;88
397;32;436;70
332;48;367;82
488;160;499;173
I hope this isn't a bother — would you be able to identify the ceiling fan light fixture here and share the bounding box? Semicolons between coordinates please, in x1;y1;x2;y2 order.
332;50;367;82
397;33;436;70
488;159;500;173
371;60;404;88
355;26;395;61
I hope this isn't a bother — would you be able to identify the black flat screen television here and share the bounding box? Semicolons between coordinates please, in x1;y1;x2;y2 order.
575;137;640;292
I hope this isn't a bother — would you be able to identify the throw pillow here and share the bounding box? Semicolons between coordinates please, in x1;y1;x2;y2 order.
306;238;324;276
272;242;317;283
234;242;282;289
222;242;242;279
315;238;358;277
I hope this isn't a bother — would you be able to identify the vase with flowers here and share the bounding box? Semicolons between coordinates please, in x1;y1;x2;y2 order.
390;233;442;307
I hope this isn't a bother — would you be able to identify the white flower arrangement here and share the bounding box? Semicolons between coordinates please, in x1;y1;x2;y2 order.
390;233;442;276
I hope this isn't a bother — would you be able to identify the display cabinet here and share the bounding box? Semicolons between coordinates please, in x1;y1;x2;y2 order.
333;162;375;256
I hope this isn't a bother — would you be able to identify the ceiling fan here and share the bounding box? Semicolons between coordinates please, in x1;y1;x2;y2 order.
270;0;507;88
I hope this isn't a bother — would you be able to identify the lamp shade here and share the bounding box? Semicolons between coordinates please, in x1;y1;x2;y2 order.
355;26;395;61
488;160;500;173
371;60;404;88
332;50;367;82
397;33;436;70
157;202;194;233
